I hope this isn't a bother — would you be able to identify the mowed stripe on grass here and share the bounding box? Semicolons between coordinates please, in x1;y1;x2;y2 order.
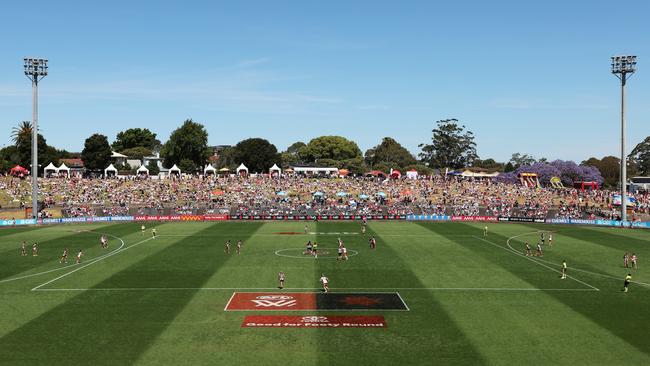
0;222;262;366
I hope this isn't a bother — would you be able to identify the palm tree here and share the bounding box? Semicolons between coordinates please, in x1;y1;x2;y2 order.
11;121;34;144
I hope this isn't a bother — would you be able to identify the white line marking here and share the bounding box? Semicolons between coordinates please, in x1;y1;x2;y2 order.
33;287;597;292
472;236;600;291
396;292;410;311
223;292;236;311
31;236;155;291
506;231;650;288
0;232;126;284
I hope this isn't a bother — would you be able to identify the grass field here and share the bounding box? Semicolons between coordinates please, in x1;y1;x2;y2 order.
0;221;649;365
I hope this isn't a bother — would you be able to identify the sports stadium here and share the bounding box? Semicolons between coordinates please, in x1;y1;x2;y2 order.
1;2;650;365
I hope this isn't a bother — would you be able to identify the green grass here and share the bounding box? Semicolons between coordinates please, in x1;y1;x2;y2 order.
0;221;649;365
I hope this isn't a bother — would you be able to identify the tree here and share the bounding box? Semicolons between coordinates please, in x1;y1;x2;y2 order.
299;136;362;163
508;153;537;169
582;156;620;187
146;160;160;176
160;119;210;169
15;132;49;169
232;138;280;173
11;121;33;144
419;119;478;169
112;128;161;152
280;141;306;167
121;147;153;160
178;159;197;173
214;146;237;170
629;136;650;176
473;158;504;171
365;137;416;170
81;134;112;171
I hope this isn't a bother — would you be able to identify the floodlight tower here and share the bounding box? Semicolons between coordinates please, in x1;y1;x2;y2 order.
611;55;637;224
24;57;48;220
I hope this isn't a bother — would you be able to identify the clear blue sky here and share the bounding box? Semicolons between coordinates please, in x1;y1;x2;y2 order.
1;0;648;162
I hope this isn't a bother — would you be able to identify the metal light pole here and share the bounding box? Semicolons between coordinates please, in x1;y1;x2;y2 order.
611;55;636;224
24;57;48;220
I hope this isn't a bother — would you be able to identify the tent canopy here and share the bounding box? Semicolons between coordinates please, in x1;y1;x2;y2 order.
10;165;29;174
269;164;281;172
204;164;217;174
105;164;118;172
137;165;149;174
237;163;248;174
169;164;181;174
57;163;70;172
44;162;58;172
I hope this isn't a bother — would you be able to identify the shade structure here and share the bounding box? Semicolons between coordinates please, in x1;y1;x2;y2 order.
276;191;288;196
313;192;325;197
338;169;350;177
169;164;181;175
359;194;369;200
44;162;58;176
236;163;248;176
104;164;118;177
377;192;387;197
204;164;217;175
336;192;348;197
57;163;70;177
219;167;230;172
137;165;149;175
9;165;29;176
406;170;418;179
269;163;281;176
390;169;401;179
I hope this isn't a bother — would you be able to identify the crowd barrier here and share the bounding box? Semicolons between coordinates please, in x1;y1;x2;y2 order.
0;214;648;229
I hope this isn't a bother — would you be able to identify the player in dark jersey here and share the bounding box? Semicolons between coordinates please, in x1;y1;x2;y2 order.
305;241;313;255
236;240;242;255
60;248;69;264
32;243;38;257
525;242;532;256
535;243;543;257
369;236;377;249
224;240;231;255
21;241;27;256
623;273;632;292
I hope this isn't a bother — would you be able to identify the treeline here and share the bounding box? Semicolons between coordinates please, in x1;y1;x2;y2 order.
2;119;649;187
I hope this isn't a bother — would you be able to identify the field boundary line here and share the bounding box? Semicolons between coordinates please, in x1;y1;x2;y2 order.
31;236;155;291
472;235;600;291
33;287;597;292
0;231;126;284
506;231;650;288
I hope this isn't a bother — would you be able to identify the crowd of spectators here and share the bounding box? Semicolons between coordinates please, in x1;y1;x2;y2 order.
0;174;648;220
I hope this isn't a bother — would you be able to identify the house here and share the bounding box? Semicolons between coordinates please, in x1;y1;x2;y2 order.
111;151;128;166
58;158;85;177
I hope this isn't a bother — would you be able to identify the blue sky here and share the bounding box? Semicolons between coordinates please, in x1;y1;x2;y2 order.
1;0;648;162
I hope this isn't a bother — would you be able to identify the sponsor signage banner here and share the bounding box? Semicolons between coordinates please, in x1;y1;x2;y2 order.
406;215;450;221
451;216;498;222
225;292;408;311
0;219;37;226
241;315;387;328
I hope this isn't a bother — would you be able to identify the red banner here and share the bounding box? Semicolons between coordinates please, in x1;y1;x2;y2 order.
226;293;316;311
241;315;387;328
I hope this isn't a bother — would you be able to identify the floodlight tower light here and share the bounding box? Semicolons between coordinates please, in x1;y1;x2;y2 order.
611;55;636;225
23;57;48;221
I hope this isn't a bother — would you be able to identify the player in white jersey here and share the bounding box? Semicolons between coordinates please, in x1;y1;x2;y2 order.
151;228;157;239
278;271;285;289
76;250;84;264
319;274;329;293
60;248;69;264
100;235;108;249
561;260;567;279
236;240;242;255
141;224;146;236
32;243;38;256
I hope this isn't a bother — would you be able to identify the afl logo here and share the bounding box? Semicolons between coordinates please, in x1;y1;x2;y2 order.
255;295;294;300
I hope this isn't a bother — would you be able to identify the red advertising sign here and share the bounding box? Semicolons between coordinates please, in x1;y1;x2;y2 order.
203;215;229;221
241;315;387;328
226;293;316;311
